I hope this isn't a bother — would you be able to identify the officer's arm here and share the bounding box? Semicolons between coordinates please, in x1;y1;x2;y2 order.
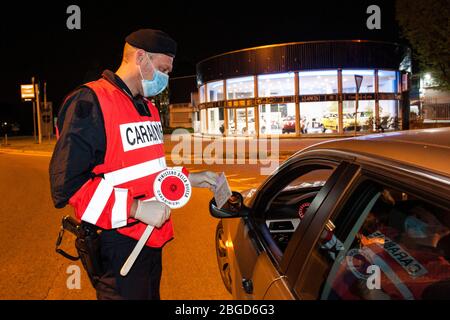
49;87;106;209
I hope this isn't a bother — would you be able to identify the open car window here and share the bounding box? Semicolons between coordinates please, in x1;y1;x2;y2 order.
261;165;336;255
296;180;450;300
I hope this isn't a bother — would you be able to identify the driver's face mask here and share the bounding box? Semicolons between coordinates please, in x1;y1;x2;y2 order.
405;216;429;239
138;54;169;97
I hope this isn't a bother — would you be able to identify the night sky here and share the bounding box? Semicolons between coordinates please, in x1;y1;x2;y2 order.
1;0;402;134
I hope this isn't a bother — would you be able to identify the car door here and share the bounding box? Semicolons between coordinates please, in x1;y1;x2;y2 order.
228;156;359;299
292;161;450;300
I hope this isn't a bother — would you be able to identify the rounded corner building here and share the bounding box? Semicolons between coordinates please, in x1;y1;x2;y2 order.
195;40;411;137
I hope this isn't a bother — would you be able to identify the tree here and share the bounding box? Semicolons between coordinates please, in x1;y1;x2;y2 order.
151;87;170;129
396;0;450;90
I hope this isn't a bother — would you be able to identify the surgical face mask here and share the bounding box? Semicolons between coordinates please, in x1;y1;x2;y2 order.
138;54;169;97
405;216;428;239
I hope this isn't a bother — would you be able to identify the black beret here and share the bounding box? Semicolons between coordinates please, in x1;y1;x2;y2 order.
125;29;177;57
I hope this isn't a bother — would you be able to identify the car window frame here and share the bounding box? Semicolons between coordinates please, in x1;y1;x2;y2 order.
243;151;360;290
293;157;450;299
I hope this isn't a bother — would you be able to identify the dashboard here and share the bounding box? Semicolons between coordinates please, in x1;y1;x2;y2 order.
264;187;320;252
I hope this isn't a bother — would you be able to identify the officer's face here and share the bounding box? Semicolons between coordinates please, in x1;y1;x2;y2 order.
139;52;173;80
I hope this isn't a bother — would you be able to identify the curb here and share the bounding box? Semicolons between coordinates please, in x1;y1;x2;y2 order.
0;148;53;157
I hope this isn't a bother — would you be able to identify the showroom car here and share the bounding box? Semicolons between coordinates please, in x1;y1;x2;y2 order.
209;128;450;300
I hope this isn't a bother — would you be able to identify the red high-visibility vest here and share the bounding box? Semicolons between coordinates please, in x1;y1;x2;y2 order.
68;77;179;248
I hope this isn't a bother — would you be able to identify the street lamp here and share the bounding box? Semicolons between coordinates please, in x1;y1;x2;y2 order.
354;75;363;137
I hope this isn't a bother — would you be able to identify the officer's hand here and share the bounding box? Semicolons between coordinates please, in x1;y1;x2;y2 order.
133;200;171;228
188;171;218;192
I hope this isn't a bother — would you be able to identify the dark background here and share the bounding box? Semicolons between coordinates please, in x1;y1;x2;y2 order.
0;0;403;134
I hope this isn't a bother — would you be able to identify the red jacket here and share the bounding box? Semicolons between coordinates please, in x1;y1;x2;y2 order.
68;78;177;248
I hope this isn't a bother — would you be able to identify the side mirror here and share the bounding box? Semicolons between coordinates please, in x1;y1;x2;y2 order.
209;191;249;219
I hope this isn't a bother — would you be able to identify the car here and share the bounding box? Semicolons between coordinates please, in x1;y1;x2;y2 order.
321;113;339;133
209;128;450;300
282;116;296;134
343;111;374;131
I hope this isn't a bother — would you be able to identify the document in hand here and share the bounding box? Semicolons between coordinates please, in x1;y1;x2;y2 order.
214;172;232;209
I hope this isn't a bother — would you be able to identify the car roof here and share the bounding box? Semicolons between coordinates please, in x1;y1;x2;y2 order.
302;128;450;178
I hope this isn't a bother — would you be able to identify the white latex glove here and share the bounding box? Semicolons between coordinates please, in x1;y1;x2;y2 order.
188;171;218;191
133;200;171;228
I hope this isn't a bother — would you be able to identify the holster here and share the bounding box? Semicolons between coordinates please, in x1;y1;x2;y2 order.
55;215;104;288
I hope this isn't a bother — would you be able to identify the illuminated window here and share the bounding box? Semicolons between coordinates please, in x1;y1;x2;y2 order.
300;101;339;134
342;70;375;93
299;70;338;95
206;80;224;102
379;100;400;131
378;70;398;93
199;85;206;103
258;73;295;97
342;100;376;132
226;76;255;100
259;103;296;135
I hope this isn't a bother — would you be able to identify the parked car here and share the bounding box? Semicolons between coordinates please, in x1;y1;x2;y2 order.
282;116;296;134
321;113;339;132
209;128;450;300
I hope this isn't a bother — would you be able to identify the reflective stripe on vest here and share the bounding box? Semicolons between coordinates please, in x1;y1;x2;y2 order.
82;156;167;227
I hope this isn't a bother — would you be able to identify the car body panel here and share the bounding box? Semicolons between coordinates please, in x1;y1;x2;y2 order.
212;128;450;300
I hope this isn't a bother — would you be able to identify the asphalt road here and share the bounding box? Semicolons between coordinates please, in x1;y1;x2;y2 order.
0;152;273;300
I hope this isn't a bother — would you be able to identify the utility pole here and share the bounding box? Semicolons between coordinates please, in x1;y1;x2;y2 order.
44;82;50;141
31;77;37;143
35;80;42;144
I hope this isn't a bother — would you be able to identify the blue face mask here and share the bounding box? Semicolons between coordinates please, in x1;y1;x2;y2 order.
139;55;169;97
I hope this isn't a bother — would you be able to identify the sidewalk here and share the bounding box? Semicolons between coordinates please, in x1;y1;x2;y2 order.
0;134;336;160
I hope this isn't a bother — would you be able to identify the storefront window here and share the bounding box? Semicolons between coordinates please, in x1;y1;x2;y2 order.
200;109;207;133
299;70;338;95
227;109;235;135
199;85;206;103
207;108;224;135
379;100;400;131
378;70;398;93
259;103;296;135
300;101;338;134
342;70;375;93
342;100;375;132
247;108;256;135
206;80;224;102
258;73;295;97
226;76;255;100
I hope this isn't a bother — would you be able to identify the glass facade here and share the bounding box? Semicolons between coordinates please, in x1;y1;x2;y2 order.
343;100;376;132
342;69;375;93
199;85;206;103
226;76;254;100
299;70;338;94
199;69;403;136
206;80;224;102
259;103;296;134
258;73;295;97
378;70;398;93
379;100;400;131
301;101;339;134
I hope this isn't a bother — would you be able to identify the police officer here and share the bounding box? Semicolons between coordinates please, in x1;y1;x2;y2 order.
49;29;218;300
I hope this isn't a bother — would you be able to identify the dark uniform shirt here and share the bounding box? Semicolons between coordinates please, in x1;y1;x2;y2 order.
49;70;152;208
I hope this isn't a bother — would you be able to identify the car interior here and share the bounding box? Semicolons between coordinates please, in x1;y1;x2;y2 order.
263;168;333;253
306;184;450;300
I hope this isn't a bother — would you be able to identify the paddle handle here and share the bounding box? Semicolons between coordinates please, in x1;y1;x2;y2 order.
120;224;154;276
